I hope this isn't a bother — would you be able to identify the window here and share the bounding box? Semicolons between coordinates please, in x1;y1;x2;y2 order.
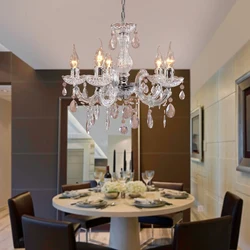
236;72;250;173
244;88;250;158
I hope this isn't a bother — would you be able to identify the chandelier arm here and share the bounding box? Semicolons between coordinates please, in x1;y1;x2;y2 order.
78;91;99;106
135;69;172;107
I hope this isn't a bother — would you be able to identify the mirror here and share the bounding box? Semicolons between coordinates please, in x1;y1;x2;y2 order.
57;97;139;194
67;105;132;183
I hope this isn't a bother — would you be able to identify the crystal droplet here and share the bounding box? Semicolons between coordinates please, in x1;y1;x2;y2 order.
105;111;110;130
147;109;154;129
94;105;100;120
151;85;156;95
62;88;67;96
111;104;119;119
144;85;149;94
82;88;88;98
86;120;91;134
109;34;117;50
69;100;77;112
179;90;185;100
119;125;128;134
132;32;140;49
163;113;166;128
130;114;140;129
122;105;133;119
166;103;175;118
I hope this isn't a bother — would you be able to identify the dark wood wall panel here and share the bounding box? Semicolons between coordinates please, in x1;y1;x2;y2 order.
140;70;190;220
7;51;190;219
0;52;11;83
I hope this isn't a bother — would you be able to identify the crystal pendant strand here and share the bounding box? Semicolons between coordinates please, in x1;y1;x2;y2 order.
163;110;166;128
147;109;153;129
132;30;140;48
109;31;117;50
179;84;185;100
69;99;77;112
105;108;110;130
119;118;128;134
62;82;67;96
166;98;175;118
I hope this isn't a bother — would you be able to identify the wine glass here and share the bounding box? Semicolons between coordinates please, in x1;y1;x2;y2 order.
125;170;132;182
145;170;155;186
141;172;150;189
94;171;103;191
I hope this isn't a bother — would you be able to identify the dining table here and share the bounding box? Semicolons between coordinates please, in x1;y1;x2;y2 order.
52;189;195;250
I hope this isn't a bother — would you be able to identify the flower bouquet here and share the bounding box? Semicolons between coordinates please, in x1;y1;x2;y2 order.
125;181;147;198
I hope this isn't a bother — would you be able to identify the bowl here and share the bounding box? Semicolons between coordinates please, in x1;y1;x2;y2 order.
104;192;120;199
128;193;141;198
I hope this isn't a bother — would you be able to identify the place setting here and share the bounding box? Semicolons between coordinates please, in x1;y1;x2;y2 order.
58;190;91;199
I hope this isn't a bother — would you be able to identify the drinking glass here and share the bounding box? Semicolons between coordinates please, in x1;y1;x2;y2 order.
112;172;118;182
141;172;149;188
145;170;155;186
125;170;132;182
94;171;103;191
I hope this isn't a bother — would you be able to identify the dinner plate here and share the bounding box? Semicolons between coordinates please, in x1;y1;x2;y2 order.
76;200;107;208
134;200;166;208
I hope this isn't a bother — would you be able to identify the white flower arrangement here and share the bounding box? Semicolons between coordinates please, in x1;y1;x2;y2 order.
125;181;147;194
101;181;123;193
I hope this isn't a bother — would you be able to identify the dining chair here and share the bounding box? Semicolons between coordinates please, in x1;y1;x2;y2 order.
8;191;35;248
151;216;232;250
139;182;184;246
221;191;243;250
22;215;115;250
8;191;80;248
62;182;110;243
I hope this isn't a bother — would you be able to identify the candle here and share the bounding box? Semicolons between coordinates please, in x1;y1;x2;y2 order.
124;150;127;172
113;150;116;173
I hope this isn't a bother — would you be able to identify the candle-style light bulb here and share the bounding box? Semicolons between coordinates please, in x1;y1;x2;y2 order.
70;44;79;69
154;46;163;69
105;53;113;69
95;39;105;67
165;42;175;67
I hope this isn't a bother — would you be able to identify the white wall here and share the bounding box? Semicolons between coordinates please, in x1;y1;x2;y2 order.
191;41;250;250
191;0;250;96
0;98;11;209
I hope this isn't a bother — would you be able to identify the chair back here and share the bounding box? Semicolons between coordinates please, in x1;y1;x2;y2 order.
221;191;243;250
152;181;184;191
62;182;91;192
172;216;232;250
22;215;76;250
8;191;34;248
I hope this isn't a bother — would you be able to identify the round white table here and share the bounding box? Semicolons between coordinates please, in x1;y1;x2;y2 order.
52;191;194;250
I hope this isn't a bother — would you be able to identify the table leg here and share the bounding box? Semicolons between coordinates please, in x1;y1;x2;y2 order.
109;217;140;250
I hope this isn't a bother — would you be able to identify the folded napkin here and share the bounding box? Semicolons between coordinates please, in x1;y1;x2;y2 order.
161;189;189;199
61;190;90;198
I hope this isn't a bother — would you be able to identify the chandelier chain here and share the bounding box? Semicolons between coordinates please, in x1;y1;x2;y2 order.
121;0;126;23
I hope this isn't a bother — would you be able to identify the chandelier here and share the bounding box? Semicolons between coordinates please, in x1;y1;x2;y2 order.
61;0;185;134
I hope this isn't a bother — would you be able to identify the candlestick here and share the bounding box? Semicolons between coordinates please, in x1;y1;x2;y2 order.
113;150;116;173
124;149;127;172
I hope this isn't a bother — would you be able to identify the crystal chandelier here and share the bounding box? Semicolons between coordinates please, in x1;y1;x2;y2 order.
61;0;185;134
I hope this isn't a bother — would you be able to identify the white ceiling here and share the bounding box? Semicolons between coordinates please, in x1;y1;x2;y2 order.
0;0;236;70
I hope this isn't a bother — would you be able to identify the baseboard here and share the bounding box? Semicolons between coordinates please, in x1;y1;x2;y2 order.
0;205;8;218
0;205;7;212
